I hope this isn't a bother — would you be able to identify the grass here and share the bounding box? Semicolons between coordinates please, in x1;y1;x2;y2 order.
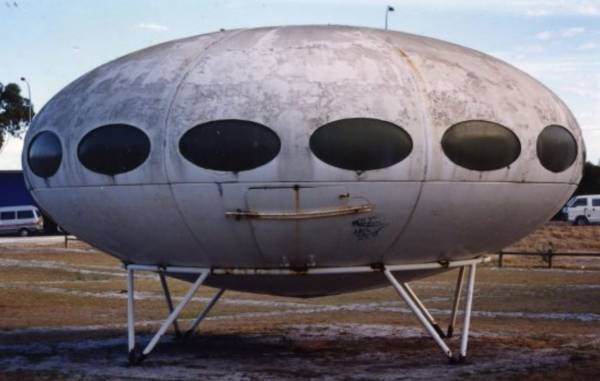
0;223;600;380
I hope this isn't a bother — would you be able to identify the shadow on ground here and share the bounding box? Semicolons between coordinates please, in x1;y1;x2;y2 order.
2;324;599;381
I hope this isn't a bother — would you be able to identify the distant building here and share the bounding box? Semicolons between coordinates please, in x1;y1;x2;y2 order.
0;170;58;233
0;170;35;207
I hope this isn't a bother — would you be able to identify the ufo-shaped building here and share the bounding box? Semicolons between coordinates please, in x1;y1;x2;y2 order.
22;26;584;363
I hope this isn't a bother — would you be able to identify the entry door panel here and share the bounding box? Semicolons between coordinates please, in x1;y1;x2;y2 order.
245;185;349;267
172;182;421;268
245;182;421;267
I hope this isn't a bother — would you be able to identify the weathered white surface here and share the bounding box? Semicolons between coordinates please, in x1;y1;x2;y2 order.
22;26;584;296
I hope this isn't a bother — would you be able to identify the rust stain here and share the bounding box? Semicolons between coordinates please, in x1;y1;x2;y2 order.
396;47;425;84
293;184;300;212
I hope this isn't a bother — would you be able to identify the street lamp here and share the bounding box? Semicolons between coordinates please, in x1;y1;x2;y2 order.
385;5;395;30
20;76;32;125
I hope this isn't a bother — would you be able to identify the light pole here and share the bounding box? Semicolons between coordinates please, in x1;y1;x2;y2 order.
20;77;32;125
385;5;395;30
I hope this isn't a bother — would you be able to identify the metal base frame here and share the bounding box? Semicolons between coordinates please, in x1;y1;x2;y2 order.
125;257;488;365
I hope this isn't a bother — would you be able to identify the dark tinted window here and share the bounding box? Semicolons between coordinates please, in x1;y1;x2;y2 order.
78;124;150;175
442;120;521;171
179;120;280;172
309;118;412;171
28;131;62;178
17;210;34;219
1;212;15;220
537;125;578;173
573;198;588;207
592;199;600;207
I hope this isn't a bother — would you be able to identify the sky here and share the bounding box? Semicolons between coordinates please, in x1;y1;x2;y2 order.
1;0;599;168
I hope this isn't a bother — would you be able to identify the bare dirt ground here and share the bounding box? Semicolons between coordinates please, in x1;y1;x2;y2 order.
1;224;599;380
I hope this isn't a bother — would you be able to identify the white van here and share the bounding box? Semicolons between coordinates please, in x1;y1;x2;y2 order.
565;195;600;225
0;205;44;236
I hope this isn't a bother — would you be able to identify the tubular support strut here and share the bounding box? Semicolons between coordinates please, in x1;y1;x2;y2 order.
401;282;446;338
384;263;478;363
127;268;135;364
459;264;477;361
127;267;223;365
447;267;465;338
158;272;182;338
185;288;225;338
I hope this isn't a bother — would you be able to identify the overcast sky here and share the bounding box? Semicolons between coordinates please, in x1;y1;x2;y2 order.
1;0;599;168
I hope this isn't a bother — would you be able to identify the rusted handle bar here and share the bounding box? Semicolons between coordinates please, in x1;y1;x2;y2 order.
225;204;374;220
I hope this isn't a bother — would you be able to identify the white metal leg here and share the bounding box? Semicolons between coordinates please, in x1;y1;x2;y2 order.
384;269;453;359
158;272;182;338
447;267;465;338
185;288;225;337
141;271;209;359
402;283;445;338
127;268;136;364
459;264;476;360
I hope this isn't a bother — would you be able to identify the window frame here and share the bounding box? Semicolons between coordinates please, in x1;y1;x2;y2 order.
309;117;413;172
536;125;578;173
27;130;63;178
77;124;151;176
17;210;35;219
441;120;521;171
179;119;281;172
1;211;16;220
572;198;588;208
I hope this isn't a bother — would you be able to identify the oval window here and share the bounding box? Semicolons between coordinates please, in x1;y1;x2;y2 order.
179;120;281;172
78;124;150;175
441;120;521;171
537;125;578;173
28;131;62;178
309;118;413;171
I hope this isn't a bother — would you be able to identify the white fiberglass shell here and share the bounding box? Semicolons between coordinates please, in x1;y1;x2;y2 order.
22;26;583;297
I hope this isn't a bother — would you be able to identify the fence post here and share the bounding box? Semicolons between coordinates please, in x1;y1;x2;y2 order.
498;252;503;268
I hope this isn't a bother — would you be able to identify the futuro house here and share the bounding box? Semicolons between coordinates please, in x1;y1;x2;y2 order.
22;25;584;362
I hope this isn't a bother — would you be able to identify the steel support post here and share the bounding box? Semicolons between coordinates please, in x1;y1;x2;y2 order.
459;264;477;361
127;268;136;364
447;266;465;338
384;269;454;359
184;288;225;338
401;282;446;338
158;272;182;338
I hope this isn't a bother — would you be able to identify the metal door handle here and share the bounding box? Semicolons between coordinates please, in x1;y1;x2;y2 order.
225;204;374;220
